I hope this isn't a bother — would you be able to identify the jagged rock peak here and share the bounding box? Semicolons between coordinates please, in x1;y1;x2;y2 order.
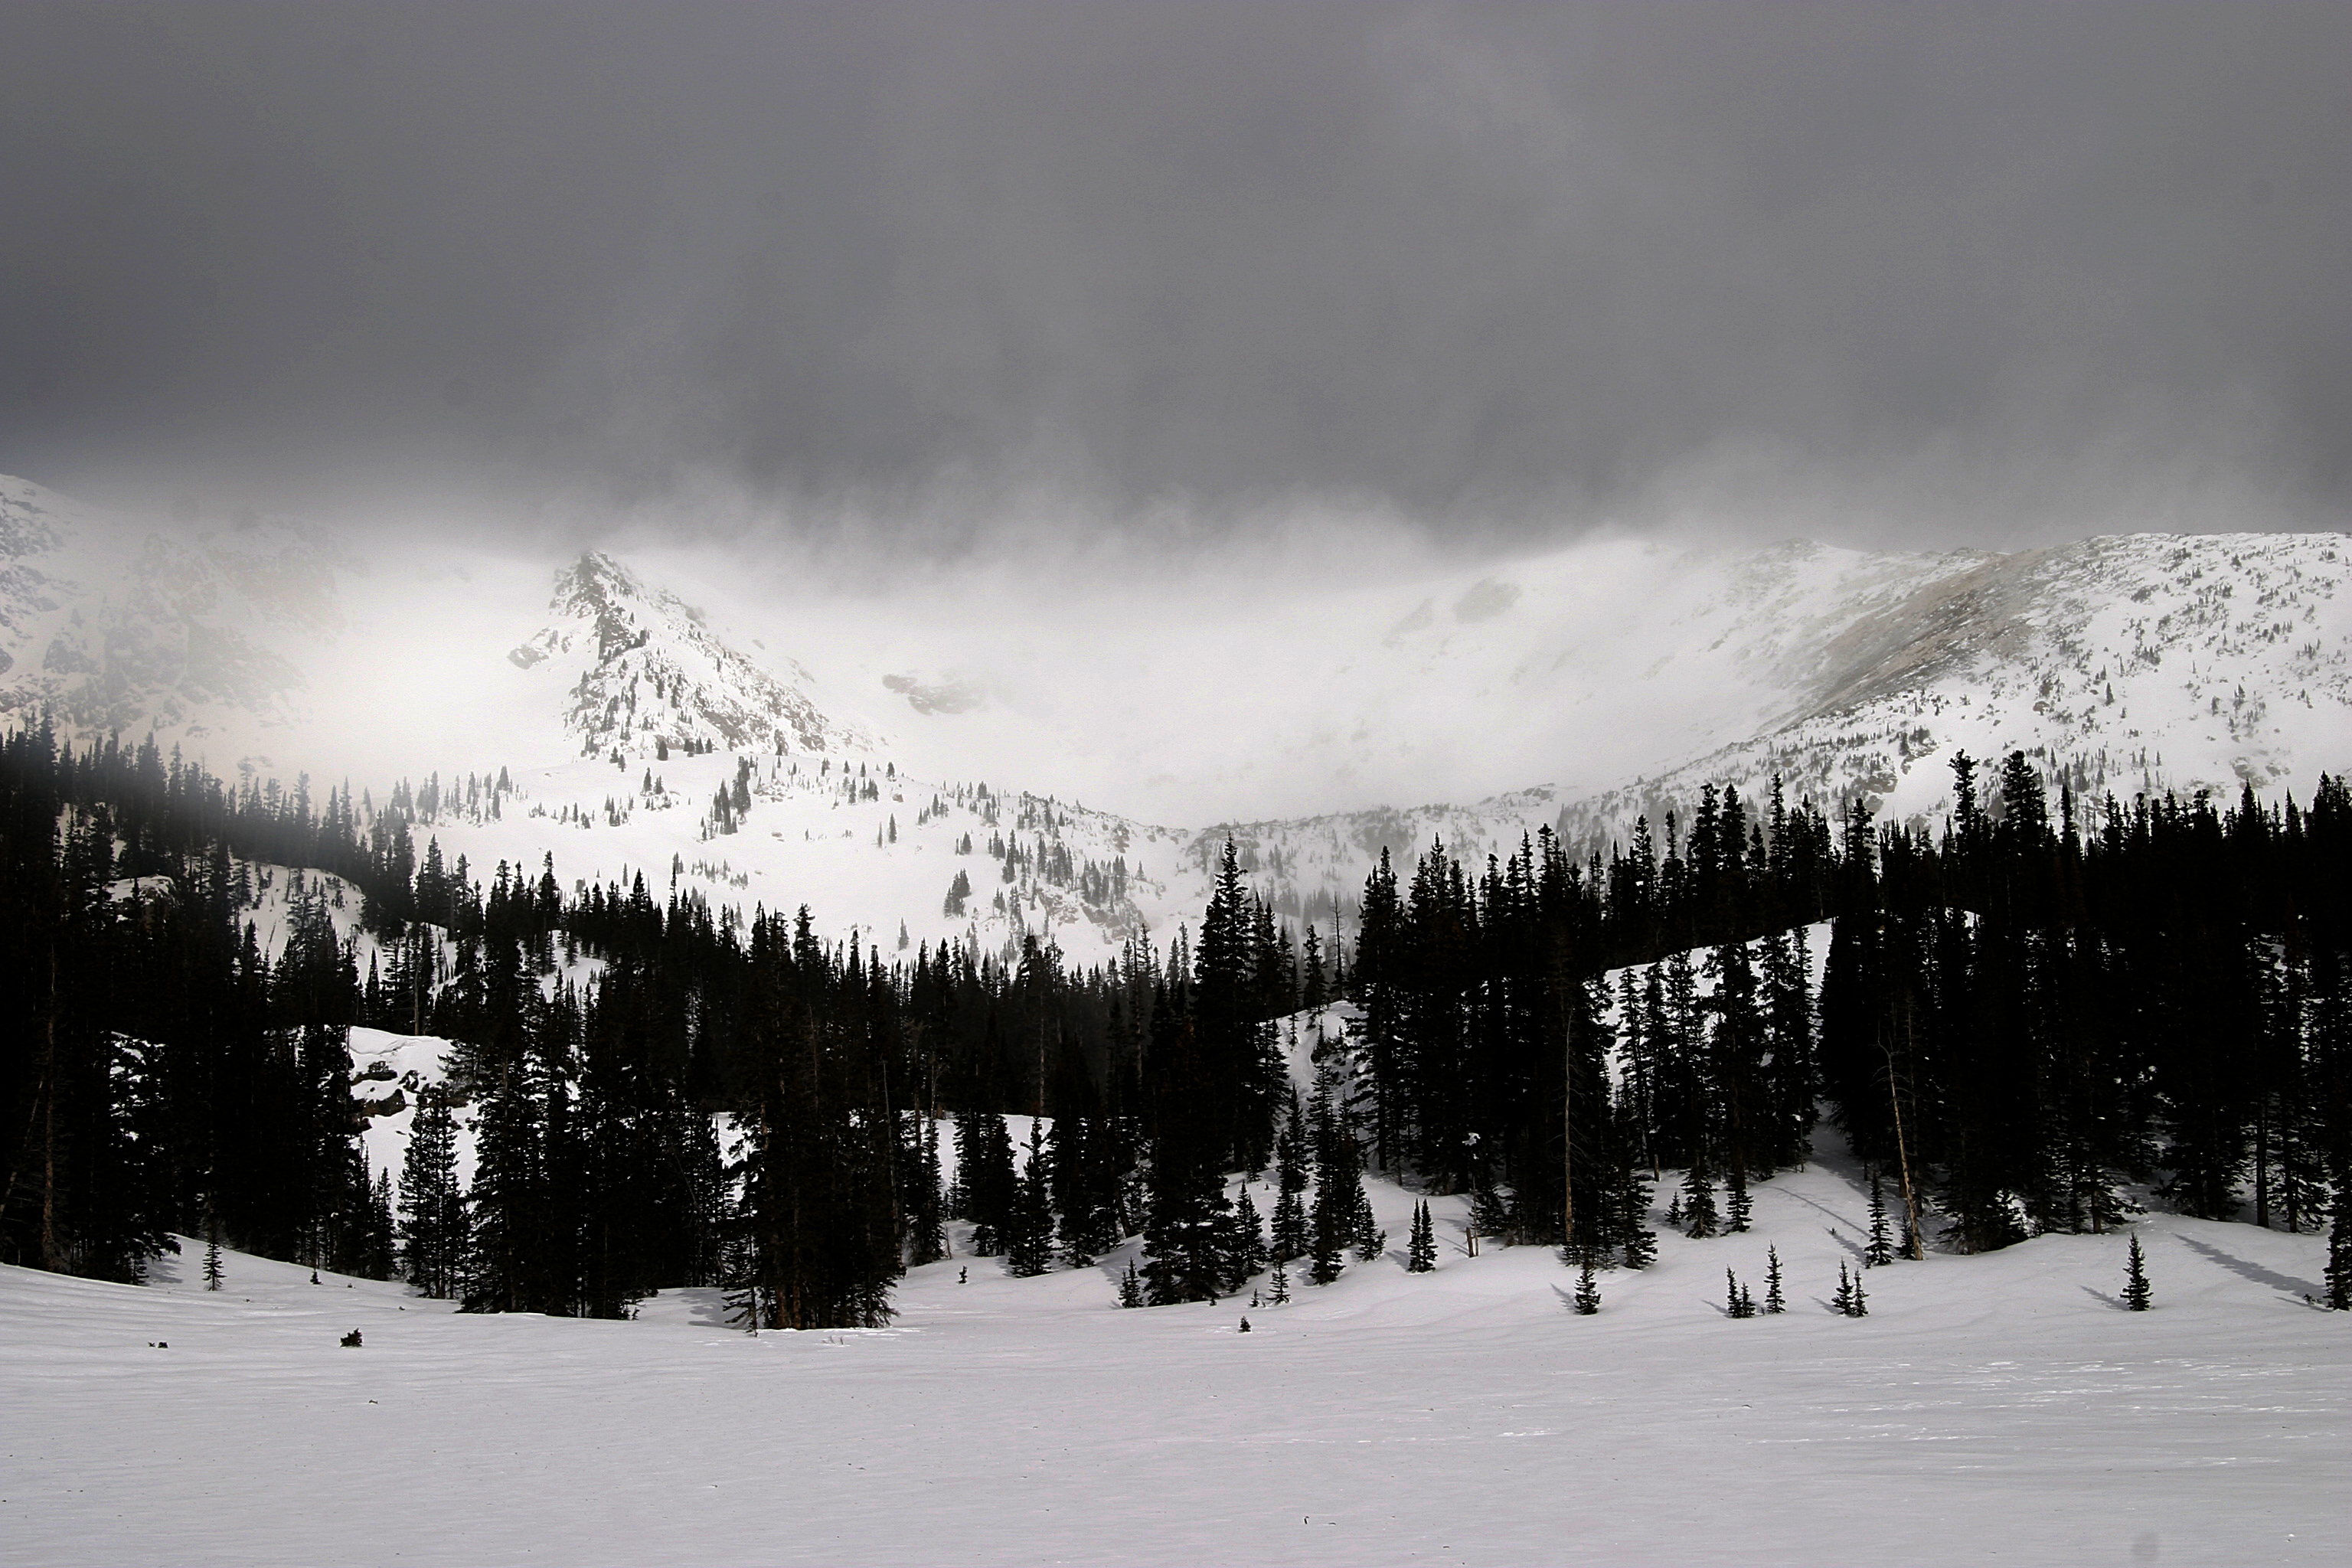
513;550;875;761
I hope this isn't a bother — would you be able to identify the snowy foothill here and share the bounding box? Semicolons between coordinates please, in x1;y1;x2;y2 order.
5;1139;2346;1568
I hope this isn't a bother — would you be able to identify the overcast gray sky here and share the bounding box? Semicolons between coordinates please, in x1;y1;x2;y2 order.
2;2;2347;550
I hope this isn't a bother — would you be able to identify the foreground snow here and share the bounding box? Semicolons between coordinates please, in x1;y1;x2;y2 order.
5;1158;2346;1567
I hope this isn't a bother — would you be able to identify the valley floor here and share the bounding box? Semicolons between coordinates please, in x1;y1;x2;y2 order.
4;1158;2346;1567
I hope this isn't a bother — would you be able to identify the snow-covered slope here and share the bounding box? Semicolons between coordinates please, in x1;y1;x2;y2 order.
0;475;346;751
1197;531;2352;920
4;472;2347;956
510;551;877;761
5;1147;2344;1567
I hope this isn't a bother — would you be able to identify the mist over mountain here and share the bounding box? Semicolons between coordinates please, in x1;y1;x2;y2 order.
6;470;2345;967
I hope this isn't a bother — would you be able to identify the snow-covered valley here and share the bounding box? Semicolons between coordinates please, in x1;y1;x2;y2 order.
5;1146;2344;1568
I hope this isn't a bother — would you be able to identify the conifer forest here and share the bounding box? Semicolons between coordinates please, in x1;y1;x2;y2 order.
9;723;2350;1327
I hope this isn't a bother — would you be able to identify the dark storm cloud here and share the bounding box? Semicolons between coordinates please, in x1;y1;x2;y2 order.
2;2;2347;539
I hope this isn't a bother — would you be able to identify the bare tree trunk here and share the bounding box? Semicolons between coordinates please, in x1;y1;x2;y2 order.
42;946;60;1272
1561;974;1574;1255
2254;1102;2271;1228
1886;1010;1923;1262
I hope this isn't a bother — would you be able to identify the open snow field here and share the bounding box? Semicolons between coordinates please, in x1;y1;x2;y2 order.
5;1155;2347;1568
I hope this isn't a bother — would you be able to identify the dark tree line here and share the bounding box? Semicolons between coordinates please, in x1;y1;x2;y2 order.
1335;758;2352;1275
6;720;2349;1324
0;730;1310;1321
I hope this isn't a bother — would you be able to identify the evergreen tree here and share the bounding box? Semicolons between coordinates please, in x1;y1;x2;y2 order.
1763;1244;1785;1313
1470;1184;1513;1251
398;1083;468;1299
1725;1163;1753;1233
1117;1258;1145;1308
1267;1256;1291;1305
1406;1200;1436;1272
1865;1171;1895;1266
2328;1195;2352;1312
363;1169;397;1282
1005;1122;1055;1277
906;1115;948;1268
1300;925;1328;1011
1308;1168;1348;1287
1217;1186;1269;1291
1726;1268;1755;1318
1139;1126;1236;1305
1572;1256;1601;1315
1307;1094;1361;1282
1681;1155;1720;1240
462;1054;546;1313
1270;1090;1312;1262
960;1113;1018;1256
1606;1155;1657;1271
1348;1171;1385;1263
1240;1186;1271;1279
2122;1233;2152;1311
1269;1184;1308;1269
203;1220;224;1292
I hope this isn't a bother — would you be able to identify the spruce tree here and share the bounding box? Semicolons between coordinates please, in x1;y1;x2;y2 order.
2328;1197;2352;1312
1267;1256;1291;1305
1308;1094;1356;1282
1046;1112;1093;1267
1849;1266;1868;1317
1865;1171;1895;1266
1139;1148;1233;1305
1471;1184;1513;1250
1763;1245;1785;1314
1568;1256;1600;1314
1725;1163;1753;1233
364;1169;397;1281
463;1055;546;1314
906;1115;949;1269
1350;1180;1386;1262
2122;1233;2152;1311
399;1083;468;1301
202;1221;224;1292
1270;1184;1308;1266
962;1114;1018;1257
1406;1200;1436;1272
1832;1261;1857;1316
1726;1268;1755;1318
1308;1178;1348;1286
1117;1258;1145;1308
1681;1155;1720;1240
1270;1091;1311;1262
1005;1122;1055;1278
1610;1159;1657;1271
1223;1187;1269;1289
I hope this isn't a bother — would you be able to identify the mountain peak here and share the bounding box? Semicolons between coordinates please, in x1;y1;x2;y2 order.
512;550;874;761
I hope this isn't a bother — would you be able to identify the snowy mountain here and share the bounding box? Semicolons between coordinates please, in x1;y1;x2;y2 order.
509;550;877;762
1205;530;2352;920
0;474;347;753
2;471;2346;958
